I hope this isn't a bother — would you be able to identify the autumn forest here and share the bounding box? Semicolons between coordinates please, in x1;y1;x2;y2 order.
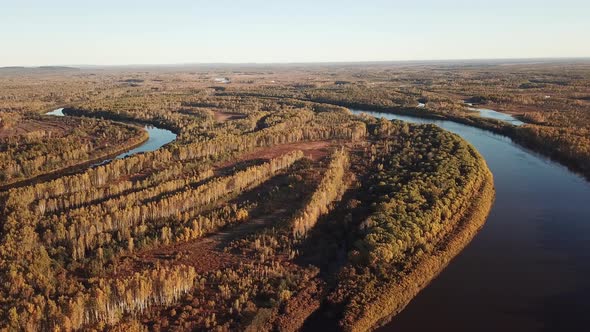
1;61;589;331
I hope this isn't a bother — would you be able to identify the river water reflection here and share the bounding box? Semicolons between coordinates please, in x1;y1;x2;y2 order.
351;109;590;332
47;108;176;165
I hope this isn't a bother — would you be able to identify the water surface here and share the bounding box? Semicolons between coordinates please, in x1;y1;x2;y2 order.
472;107;525;126
47;108;176;164
351;109;590;332
46;108;65;116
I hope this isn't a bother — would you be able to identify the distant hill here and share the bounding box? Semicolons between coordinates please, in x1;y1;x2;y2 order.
0;66;80;73
38;66;79;70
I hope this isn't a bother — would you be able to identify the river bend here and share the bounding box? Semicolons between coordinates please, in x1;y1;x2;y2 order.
351;109;590;332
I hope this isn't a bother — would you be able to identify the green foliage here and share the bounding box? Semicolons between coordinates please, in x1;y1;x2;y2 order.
332;120;493;330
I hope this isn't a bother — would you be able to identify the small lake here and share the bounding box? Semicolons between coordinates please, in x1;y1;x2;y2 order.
471;107;525;126
351;108;590;332
46;108;176;165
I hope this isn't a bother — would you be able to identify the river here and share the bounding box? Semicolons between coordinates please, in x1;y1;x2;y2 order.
47;108;176;165
350;109;590;332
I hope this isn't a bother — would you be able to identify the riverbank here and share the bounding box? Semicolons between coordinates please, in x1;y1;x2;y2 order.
344;158;495;332
0;126;149;191
63;107;180;133
0;106;180;192
349;108;590;332
328;101;590;182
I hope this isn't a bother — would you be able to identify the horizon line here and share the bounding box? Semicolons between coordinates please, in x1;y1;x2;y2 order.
2;56;590;69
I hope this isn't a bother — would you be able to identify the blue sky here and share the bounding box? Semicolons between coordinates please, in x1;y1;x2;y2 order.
1;0;589;66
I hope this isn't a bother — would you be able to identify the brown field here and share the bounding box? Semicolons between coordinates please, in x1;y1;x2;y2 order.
213;111;248;122
0;117;70;138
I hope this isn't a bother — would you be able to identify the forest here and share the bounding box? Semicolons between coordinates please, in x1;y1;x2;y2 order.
3;61;586;331
219;62;590;180
0;112;146;188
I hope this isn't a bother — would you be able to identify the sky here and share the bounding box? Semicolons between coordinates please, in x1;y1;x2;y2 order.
1;0;589;66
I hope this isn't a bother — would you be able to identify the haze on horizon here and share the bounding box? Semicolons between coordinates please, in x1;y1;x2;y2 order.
1;0;589;67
